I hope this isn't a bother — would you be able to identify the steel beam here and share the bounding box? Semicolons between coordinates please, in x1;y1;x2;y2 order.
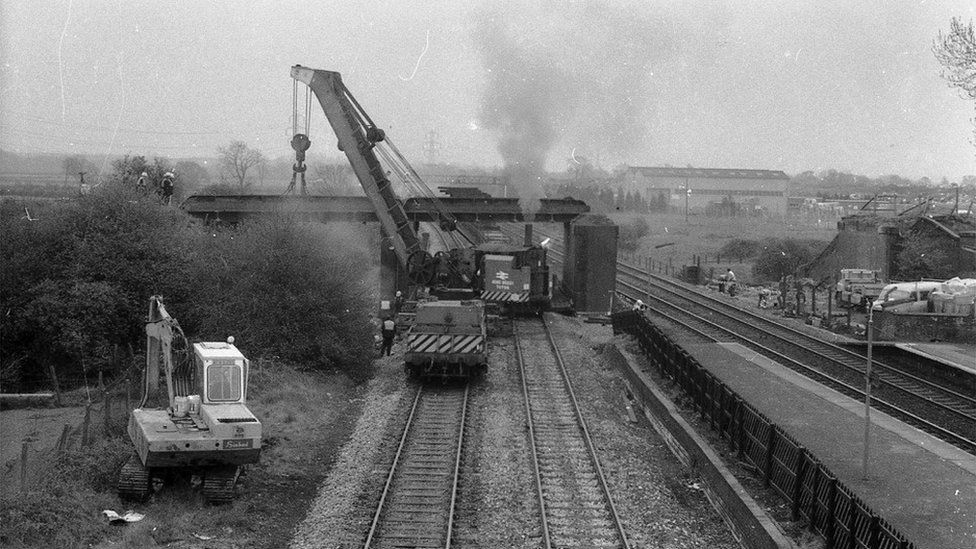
181;195;589;224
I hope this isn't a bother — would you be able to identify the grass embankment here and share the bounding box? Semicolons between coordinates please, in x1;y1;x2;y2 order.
613;212;837;286
0;364;363;549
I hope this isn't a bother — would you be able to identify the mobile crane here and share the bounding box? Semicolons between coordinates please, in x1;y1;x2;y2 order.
290;65;471;290
289;65;548;307
118;296;261;503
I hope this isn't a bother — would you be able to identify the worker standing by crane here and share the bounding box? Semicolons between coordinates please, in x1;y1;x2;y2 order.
161;172;175;205
380;316;396;356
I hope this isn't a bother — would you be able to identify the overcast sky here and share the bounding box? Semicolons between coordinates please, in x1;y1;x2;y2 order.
1;0;974;180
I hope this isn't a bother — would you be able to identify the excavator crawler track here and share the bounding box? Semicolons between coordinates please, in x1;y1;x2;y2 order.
201;466;240;504
118;454;151;501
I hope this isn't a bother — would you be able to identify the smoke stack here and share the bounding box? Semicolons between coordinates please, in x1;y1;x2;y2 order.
524;224;533;247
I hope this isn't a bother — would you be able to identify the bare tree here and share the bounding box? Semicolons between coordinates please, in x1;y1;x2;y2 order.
313;162;350;194
217;141;266;191
63;155;96;183
935;18;976;150
934;17;976;99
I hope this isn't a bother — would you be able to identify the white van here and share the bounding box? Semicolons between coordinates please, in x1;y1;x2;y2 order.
871;281;943;312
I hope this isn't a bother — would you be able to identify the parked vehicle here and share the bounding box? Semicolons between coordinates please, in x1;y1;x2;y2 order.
836;268;886;309
871;281;942;312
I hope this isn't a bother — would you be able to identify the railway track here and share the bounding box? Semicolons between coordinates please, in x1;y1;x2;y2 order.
514;316;630;549
524;225;975;454
614;261;976;452
363;384;469;549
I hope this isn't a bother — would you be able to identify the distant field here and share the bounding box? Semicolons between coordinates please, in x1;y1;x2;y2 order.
611;212;837;285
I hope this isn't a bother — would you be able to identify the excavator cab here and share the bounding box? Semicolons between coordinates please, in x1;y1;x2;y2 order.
193;342;249;404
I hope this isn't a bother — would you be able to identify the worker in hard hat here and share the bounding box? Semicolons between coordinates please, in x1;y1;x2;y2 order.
136;171;149;194
393;290;405;314
160;172;175;205
632;299;646;311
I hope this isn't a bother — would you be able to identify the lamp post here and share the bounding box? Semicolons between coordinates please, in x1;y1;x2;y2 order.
684;178;691;224
862;306;874;479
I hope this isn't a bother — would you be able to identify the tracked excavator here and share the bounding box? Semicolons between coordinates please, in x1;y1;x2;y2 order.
118;296;261;503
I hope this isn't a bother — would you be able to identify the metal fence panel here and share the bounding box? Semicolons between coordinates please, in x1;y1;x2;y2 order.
611;311;916;549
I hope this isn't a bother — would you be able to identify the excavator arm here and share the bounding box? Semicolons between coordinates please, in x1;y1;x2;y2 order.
290;65;422;268
144;296;180;409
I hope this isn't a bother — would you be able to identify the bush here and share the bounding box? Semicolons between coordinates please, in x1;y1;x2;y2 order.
1;187;198;391
2;186;378;389
752;238;828;282
896;232;956;280
618;217;650;254
192;217;376;381
718;239;761;261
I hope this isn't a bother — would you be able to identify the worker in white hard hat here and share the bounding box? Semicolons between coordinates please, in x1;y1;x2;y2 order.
632;299;645;311
160;172;175;205
136;171;149;194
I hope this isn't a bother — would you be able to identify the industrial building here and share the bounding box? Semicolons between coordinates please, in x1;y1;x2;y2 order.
620;166;790;217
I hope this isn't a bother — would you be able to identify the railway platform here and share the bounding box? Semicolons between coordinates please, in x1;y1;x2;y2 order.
666;334;975;549
890;341;976;375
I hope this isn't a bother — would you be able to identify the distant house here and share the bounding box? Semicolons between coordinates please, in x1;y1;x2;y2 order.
620;166;789;217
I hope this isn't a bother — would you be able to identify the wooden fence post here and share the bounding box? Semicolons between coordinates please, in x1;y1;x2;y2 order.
56;424;71;454
125;376;132;416
764;424;777;487
104;393;112;435
846;496;859;549
735;398;746;459
826;477;838;548
792;448;807;521
20;440;29;493
48;364;62;407
866;516;880;549
81;405;92;447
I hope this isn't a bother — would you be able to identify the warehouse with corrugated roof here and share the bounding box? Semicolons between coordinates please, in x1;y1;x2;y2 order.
621;166;790;217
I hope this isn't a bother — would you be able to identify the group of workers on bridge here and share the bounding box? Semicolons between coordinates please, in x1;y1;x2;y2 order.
135;171;176;205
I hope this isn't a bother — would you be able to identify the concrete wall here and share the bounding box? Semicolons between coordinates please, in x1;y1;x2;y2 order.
874;311;976;343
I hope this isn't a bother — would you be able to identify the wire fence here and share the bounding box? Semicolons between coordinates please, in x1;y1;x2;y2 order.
3;375;137;495
613;310;915;549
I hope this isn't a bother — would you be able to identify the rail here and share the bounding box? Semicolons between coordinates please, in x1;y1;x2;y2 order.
515;315;629;549
363;384;469;549
531;225;975;453
612;268;976;453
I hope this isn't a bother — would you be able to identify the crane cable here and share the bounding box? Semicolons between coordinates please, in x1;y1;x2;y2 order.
376;137;473;246
287;80;312;195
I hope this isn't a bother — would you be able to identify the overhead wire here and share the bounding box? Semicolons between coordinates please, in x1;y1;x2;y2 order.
0;124;293;155
1;109;263;136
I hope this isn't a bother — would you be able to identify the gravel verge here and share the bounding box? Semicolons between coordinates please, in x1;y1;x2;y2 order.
610;332;824;548
453;333;540;548
289;352;410;549
545;314;740;548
